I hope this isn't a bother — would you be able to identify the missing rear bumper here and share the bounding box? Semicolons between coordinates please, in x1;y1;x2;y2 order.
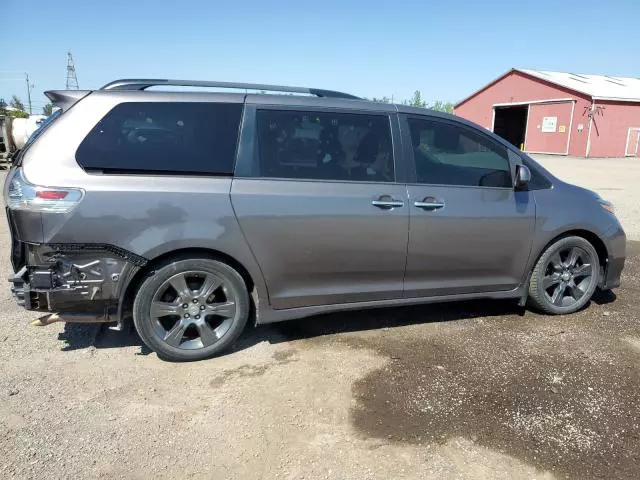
8;243;143;322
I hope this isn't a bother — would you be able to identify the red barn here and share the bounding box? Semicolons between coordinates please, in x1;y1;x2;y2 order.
454;69;640;157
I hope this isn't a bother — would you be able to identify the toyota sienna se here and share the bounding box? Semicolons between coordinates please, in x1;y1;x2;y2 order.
4;79;625;361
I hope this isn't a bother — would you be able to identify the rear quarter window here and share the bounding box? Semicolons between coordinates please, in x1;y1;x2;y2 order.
11;109;64;167
76;102;242;175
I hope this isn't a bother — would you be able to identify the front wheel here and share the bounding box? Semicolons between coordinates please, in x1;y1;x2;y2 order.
133;258;250;361
528;236;600;314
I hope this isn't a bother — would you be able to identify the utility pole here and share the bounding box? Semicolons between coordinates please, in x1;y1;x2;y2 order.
66;51;79;90
25;72;33;114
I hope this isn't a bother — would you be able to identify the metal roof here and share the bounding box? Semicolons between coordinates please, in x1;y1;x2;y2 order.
518;69;640;102
456;68;640;107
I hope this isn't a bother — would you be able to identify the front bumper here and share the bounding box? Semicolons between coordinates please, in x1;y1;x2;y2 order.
600;223;626;290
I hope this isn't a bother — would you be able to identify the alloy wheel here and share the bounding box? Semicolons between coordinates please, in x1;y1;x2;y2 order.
149;270;238;350
542;246;596;308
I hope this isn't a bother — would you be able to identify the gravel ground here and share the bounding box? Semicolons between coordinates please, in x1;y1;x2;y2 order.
1;160;639;479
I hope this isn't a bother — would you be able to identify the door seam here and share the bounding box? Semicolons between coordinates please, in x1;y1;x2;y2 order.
228;179;273;303
401;183;411;296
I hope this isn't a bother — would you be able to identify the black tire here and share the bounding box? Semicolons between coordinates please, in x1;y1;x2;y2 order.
133;258;250;361
528;236;600;315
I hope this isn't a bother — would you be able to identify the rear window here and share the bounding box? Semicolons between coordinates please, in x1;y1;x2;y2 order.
11;109;64;167
76;102;242;175
26;110;63;148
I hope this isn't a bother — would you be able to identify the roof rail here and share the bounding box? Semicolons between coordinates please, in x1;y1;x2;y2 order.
99;79;360;99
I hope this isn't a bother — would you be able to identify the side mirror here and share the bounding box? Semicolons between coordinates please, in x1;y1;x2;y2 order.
515;164;531;189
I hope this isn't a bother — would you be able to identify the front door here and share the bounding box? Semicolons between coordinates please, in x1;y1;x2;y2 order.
401;115;535;298
231;106;408;309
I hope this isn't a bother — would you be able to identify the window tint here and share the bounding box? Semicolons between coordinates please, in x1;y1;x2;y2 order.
255;110;394;182
76;102;242;174
407;117;512;187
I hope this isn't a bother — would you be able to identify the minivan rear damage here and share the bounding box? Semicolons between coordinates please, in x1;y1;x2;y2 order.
5;166;145;324
8;242;144;325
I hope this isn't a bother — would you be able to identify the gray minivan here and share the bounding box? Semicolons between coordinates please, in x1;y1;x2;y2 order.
4;79;625;361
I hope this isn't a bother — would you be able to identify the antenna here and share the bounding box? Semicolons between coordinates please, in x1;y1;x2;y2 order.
66;51;79;90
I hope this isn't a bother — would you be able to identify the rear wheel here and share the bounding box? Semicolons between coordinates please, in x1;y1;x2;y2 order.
133;258;249;361
528;236;599;314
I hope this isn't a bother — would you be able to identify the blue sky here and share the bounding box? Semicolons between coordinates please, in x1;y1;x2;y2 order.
3;0;639;113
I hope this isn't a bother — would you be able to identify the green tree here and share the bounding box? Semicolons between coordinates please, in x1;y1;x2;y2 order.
0;98;7;116
42;103;54;116
6;95;29;118
9;110;29;118
371;96;392;104
428;100;454;114
407;90;426;108
10;95;25;112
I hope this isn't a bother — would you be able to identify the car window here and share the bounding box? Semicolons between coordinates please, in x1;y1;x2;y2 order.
76;102;242;174
255;110;394;182
407;117;512;188
25;109;62;148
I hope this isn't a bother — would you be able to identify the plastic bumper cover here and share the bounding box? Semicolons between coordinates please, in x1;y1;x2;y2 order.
600;223;626;290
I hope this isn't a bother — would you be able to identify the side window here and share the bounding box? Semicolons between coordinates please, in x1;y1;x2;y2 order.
407;117;512;188
255;110;394;182
76;102;242;174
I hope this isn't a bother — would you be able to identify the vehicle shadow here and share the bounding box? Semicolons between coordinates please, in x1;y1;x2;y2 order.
56;299;522;356
57;323;101;352
58;320;153;355
58;292;616;357
232;298;524;353
592;287;617;305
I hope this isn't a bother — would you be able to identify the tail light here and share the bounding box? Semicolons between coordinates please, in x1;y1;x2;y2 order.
5;168;84;213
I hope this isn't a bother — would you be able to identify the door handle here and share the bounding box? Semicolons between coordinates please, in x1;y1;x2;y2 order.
372;198;404;209
414;198;445;210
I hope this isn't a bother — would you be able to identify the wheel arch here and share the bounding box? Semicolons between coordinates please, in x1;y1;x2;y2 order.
535;229;608;269
118;247;258;324
525;229;608;293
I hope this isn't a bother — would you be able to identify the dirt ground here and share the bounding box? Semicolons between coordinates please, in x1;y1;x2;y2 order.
1;157;639;480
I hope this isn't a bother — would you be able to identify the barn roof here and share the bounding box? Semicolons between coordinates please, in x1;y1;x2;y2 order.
520;69;640;102
456;68;640;107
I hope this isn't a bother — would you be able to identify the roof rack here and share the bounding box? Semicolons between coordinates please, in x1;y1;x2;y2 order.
100;79;360;99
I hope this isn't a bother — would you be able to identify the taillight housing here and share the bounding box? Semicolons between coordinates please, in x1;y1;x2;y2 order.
5;168;84;213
